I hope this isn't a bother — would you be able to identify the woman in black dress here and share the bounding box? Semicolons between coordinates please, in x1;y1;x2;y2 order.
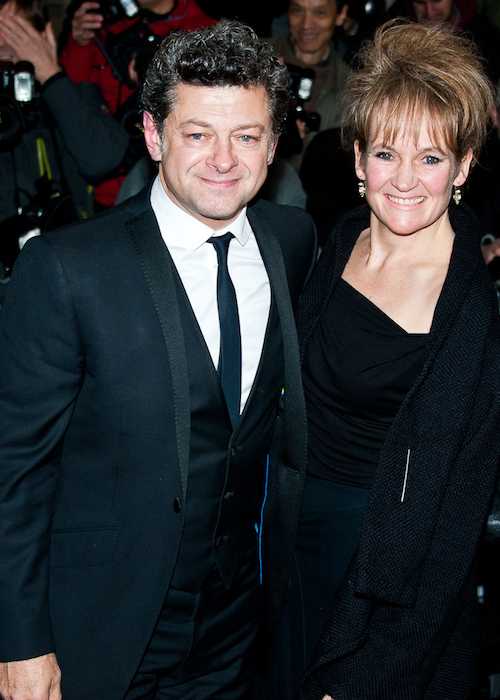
276;19;500;700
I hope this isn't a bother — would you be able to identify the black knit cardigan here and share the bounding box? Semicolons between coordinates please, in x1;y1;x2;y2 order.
298;205;500;700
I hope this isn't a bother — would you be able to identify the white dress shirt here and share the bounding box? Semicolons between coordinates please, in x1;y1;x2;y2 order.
150;176;271;413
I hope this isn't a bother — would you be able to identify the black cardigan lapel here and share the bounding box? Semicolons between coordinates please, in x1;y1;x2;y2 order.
300;204;494;610
126;205;191;507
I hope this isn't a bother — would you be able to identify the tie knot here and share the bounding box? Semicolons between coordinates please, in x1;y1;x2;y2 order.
208;232;234;258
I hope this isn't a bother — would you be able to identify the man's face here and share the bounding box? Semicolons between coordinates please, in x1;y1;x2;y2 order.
143;83;277;229
412;0;454;23
137;0;174;13
288;0;337;61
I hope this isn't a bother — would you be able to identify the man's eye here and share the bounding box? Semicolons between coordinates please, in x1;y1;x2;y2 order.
188;133;204;141
423;155;441;165
375;151;392;161
237;135;258;144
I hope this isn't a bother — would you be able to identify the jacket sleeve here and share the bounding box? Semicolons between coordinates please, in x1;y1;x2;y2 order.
0;236;83;661
41;73;129;179
304;329;500;699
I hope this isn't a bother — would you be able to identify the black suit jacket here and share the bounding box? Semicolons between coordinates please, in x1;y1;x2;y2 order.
0;188;316;698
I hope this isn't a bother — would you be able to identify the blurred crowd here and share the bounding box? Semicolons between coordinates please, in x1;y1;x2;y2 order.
1;0;500;281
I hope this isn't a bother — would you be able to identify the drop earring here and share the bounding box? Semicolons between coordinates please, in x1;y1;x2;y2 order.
453;186;462;206
358;180;366;198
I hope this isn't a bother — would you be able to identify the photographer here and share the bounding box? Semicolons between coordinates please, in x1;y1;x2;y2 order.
0;0;129;286
60;0;216;206
274;0;350;164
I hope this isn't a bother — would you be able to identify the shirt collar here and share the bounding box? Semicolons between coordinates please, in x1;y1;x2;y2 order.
150;175;251;251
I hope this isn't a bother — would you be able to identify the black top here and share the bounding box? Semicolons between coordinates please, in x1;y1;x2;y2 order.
304;278;428;487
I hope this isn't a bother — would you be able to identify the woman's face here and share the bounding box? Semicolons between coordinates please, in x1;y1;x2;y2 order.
354;115;472;237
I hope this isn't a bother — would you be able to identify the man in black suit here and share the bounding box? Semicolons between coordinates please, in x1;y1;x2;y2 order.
0;21;316;700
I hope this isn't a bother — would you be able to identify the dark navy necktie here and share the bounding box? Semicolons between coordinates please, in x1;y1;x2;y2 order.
208;232;242;427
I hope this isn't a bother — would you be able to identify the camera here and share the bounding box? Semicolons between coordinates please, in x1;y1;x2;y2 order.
0;176;77;281
106;20;162;164
278;63;322;158
0;60;37;150
0;63;76;279
287;63;321;133
103;18;162;87
98;0;139;22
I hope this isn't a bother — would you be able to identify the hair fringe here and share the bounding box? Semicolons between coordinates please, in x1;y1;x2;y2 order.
342;19;495;162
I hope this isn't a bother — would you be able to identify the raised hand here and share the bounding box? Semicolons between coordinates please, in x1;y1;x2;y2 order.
0;12;61;84
71;1;103;46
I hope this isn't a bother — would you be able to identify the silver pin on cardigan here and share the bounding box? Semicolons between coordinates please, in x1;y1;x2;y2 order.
401;448;411;503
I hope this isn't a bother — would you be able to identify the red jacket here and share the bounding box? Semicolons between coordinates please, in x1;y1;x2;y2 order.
60;0;216;206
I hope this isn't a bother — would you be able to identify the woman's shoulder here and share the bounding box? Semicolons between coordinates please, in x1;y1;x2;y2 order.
297;206;369;339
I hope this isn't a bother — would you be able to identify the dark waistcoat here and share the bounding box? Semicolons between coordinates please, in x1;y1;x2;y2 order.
170;273;284;592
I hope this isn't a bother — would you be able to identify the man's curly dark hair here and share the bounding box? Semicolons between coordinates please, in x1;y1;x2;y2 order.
141;20;289;137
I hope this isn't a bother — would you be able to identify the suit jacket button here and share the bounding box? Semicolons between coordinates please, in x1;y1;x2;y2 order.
173;497;182;513
223;490;235;501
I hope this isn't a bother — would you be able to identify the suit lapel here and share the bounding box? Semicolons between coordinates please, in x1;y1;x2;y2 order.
124;197;306;504
126;205;190;507
248;208;307;472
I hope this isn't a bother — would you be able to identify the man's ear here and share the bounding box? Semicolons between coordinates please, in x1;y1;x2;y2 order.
453;148;473;188
267;137;278;166
354;140;366;181
143;112;163;162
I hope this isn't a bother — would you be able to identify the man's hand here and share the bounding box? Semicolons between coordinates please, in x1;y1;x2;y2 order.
0;663;9;699
71;1;103;46
0;13;60;84
2;653;61;700
482;238;500;265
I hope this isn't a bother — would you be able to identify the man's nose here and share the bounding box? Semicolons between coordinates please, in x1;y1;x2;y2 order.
302;11;315;29
207;138;238;172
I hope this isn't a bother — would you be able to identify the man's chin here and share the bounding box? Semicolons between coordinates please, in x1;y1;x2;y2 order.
194;205;245;229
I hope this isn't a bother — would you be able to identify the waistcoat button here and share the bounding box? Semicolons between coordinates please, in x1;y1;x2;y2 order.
216;535;230;547
172;496;182;513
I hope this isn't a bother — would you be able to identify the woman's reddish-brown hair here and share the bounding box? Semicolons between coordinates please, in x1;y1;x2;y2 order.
342;19;495;162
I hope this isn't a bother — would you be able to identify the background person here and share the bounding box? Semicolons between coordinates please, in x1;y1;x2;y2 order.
0;0;128;288
390;0;500;85
273;19;500;700
299;0;500;246
0;21;316;700
404;0;500;277
59;0;216;207
274;0;350;163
